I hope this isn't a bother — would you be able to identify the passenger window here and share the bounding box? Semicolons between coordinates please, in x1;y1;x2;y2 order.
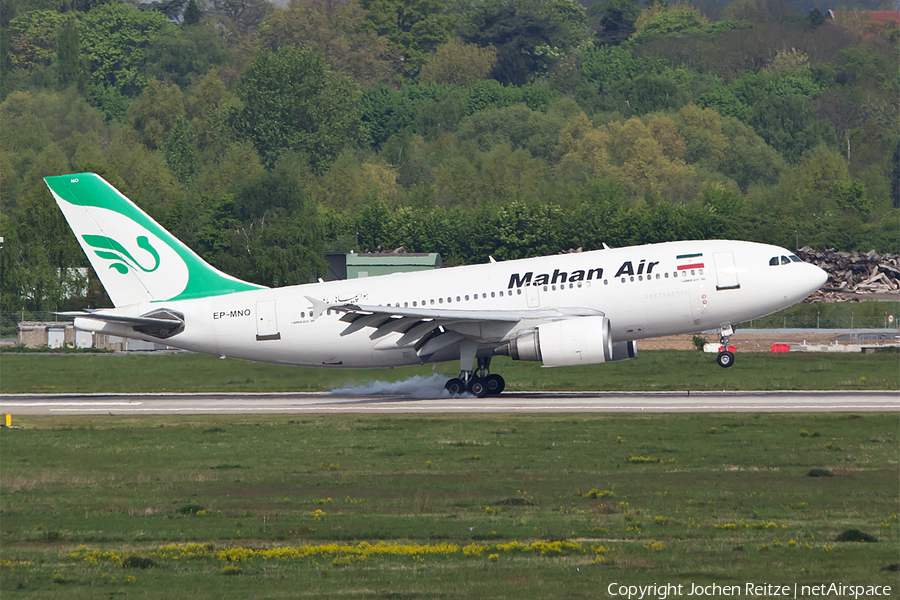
491;292;495;298
500;291;504;297
439;298;443;304
517;289;522;295
301;312;305;318
664;272;669;278
456;296;460;302
781;255;790;265
465;295;469;301
430;299;434;305
404;302;408;307
769;257;779;266
412;301;417;307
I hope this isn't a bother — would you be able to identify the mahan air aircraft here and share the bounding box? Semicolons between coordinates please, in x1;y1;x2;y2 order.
47;174;828;396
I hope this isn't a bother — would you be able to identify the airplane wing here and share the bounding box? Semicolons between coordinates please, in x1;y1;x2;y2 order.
304;295;604;355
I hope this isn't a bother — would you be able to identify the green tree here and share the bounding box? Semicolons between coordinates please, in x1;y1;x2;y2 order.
127;78;187;151
7;10;76;69
140;0;188;21
258;0;401;88
588;0;639;46
0;143;90;313
80;3;173;97
183;0;202;25
144;22;232;90
461;0;591;86
210;0;273;34
164;117;198;185
228;45;364;171
891;141;900;209
357;0;454;75
219;154;325;286
56;22;84;89
747;94;832;163
833;179;872;221
419;39;496;86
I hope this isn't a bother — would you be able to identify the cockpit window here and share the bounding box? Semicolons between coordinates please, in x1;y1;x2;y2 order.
789;255;802;262
780;255;791;265
769;257;779;266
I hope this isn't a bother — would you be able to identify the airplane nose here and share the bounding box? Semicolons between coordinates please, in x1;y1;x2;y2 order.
813;264;828;288
806;263;828;293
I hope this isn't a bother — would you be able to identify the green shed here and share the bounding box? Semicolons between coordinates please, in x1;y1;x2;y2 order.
344;252;443;279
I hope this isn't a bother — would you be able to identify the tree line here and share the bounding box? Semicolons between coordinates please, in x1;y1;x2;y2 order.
1;0;897;312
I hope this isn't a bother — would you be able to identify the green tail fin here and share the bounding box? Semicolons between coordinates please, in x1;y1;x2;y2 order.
46;173;265;307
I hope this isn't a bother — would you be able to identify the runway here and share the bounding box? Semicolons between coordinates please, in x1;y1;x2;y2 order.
1;391;897;415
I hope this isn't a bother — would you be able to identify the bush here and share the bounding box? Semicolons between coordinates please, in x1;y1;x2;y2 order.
178;504;205;515
692;335;707;352
122;556;157;569
807;468;834;477
835;529;877;543
222;565;243;575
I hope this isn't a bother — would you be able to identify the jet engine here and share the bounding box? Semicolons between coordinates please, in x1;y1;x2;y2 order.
498;316;615;367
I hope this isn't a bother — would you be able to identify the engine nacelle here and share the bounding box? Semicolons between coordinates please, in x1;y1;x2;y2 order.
502;316;613;367
610;340;637;362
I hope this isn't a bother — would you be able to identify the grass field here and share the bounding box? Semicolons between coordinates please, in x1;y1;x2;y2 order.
1;413;898;599
2;349;898;394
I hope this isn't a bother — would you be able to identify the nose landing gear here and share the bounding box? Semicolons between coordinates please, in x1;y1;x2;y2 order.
716;325;735;368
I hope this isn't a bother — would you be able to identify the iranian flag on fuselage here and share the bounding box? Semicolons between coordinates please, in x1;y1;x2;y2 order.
676;253;704;270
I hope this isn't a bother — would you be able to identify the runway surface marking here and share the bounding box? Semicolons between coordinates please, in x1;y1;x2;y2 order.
1;392;897;414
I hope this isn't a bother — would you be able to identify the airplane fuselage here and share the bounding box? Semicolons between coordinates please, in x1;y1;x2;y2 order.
78;240;825;368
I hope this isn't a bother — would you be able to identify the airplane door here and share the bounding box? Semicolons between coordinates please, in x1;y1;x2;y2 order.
256;300;281;341
526;286;540;308
713;252;740;291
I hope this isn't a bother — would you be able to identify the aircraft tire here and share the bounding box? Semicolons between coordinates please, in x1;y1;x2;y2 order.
716;351;735;368
468;377;488;398
445;378;465;395
485;374;505;395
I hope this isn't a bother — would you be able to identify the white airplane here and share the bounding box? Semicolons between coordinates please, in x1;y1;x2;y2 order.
47;173;827;396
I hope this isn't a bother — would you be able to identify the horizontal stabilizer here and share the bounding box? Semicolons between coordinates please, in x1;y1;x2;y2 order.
57;308;185;339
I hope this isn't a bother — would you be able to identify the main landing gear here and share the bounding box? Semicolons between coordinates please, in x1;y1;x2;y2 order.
716;325;735;368
445;357;505;397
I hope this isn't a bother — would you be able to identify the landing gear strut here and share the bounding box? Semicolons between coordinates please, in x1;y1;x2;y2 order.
716;325;735;368
444;357;505;397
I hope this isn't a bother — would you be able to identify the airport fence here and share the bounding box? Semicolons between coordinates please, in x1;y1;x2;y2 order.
1;310;74;339
740;314;898;330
